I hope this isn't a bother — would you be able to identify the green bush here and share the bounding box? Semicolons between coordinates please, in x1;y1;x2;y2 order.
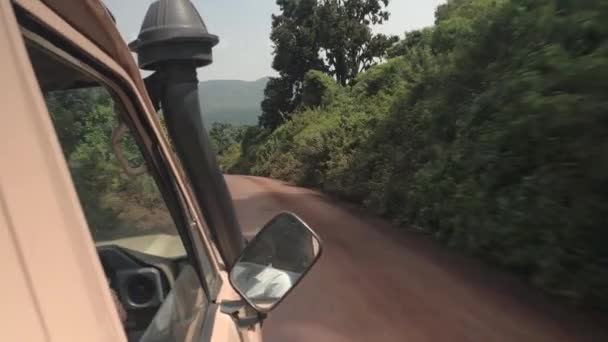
47;88;166;239
236;0;608;309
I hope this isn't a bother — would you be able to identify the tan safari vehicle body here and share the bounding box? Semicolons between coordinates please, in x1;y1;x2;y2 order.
0;1;321;341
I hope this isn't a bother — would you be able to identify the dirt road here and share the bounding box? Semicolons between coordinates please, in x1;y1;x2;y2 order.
226;175;607;342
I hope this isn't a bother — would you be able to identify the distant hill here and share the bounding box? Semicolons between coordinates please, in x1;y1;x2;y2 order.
199;77;268;127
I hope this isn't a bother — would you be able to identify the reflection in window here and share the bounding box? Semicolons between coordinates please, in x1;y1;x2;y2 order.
27;41;184;256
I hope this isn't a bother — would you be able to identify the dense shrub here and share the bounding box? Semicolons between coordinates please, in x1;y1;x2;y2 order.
236;0;608;309
47;88;167;239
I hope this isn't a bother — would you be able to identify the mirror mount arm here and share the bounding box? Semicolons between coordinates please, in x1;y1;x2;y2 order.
234;312;268;328
219;300;267;328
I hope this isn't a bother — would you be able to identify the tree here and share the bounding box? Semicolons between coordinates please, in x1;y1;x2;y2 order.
387;28;433;58
260;0;397;129
259;76;295;129
260;0;325;130
209;122;246;154
317;0;398;86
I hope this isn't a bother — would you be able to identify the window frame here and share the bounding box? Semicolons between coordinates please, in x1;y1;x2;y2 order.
16;8;222;300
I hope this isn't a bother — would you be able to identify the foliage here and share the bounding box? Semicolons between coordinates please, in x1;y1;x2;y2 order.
47;88;167;240
259;0;325;130
260;76;296;129
216;143;243;173
260;0;397;130
387;28;433;58
316;0;399;85
237;0;608;309
224;126;269;175
209;122;251;172
301;70;343;107
209;122;247;154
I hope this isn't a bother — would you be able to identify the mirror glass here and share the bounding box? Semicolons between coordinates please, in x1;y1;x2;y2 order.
229;212;321;312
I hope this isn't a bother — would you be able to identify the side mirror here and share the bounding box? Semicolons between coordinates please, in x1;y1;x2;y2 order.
229;212;322;313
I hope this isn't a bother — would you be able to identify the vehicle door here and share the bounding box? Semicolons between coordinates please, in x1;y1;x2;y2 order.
3;1;259;341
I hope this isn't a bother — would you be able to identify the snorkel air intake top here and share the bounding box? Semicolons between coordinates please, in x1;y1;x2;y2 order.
129;0;219;70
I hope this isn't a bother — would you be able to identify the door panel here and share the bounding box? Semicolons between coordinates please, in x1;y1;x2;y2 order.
0;194;47;342
0;2;126;341
210;307;258;342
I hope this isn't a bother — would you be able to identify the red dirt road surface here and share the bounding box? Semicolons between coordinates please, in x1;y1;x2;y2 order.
226;175;607;342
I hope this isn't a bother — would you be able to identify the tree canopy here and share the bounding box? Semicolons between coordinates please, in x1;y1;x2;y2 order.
259;0;397;130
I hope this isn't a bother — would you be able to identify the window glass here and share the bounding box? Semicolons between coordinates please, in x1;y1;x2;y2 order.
27;40;186;257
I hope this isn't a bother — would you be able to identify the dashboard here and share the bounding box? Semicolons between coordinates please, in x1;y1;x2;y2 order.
97;245;186;336
97;245;210;342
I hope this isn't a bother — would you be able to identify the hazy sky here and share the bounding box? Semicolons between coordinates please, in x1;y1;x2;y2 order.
103;0;444;81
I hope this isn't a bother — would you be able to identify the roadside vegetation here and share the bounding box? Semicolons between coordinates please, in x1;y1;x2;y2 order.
209;122;248;172
212;0;608;310
46;88;172;240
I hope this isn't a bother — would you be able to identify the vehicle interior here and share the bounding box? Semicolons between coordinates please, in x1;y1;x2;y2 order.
97;245;205;341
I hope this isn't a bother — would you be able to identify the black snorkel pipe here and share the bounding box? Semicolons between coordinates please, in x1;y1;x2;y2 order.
130;0;244;267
